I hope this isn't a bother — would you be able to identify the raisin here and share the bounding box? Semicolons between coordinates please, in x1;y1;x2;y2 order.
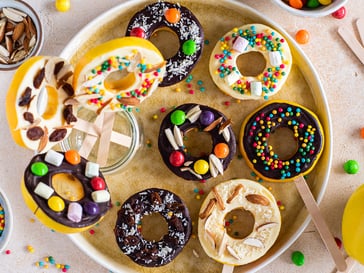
49;128;67;142
18;87;32;107
61;82;75;96
63;105;77;124
33;67;45;89
23;112;34;123
26;126;44;140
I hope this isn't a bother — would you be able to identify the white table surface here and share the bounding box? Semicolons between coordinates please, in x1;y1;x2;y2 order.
0;0;363;272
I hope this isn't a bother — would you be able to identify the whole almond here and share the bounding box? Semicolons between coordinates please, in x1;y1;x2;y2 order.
246;194;270;206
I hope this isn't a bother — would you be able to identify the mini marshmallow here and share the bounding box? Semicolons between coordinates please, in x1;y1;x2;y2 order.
250;81;263;97
67;202;83;223
44;150;64;167
34;182;54;199
232;36;249;53
91;190;111;203
224;71;241;86
85;162;99;178
269;51;282;67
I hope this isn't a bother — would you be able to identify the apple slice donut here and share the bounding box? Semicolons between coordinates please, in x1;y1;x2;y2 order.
73;37;166;113
6;56;77;153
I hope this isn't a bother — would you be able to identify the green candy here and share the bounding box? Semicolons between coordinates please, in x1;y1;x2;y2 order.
307;0;321;8
182;39;196;56
291;251;305;266
31;162;49;176
170;110;186;125
343;160;359;174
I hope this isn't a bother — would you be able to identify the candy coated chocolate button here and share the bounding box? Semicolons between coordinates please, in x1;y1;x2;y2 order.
130;27;146;38
332;6;346;19
55;0;70;12
84;201;100;215
170;110;186;125
199;111;214;126
214;143;230;159
169;151;185;167
194;159;209;175
31;162;48;176
343;160;359;174
65;150;81;165
164;8;181;24
48;196;65;212
291;251;305;266
91;177;106;191
182;40;196;56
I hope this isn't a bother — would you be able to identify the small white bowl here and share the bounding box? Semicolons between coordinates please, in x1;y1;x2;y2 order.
0;188;13;253
0;0;44;70
271;0;348;18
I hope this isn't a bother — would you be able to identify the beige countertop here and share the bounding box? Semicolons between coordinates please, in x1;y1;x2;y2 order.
0;0;363;272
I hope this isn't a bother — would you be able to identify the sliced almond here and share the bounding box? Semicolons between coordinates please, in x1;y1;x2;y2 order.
243;237;264;248
4;7;27;18
227;184;244;204
212;186;225;210
186;105;201;123
0;44;9;57
5;36;13;55
205;229;216;250
37;126;48;153
246;194;270;206
0;18;6;42
199;198;216;219
219;118;232;134
203;116;223;132
173;125;184;147
256;222;279;232
117;96;140;106
222;127;231;142
180;167;202;179
165;128;179;150
217;230;228;257
227;245;242;260
3;7;25;22
27;16;36;36
209;154;224;177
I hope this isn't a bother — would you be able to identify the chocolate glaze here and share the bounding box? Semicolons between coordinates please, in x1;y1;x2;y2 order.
158;103;236;181
126;1;204;87
114;188;191;267
241;101;324;181
23;152;111;228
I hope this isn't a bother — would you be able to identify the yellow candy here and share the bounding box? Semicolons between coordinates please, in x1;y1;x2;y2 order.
194;159;209;175
318;0;332;5
55;0;70;12
48;196;65;212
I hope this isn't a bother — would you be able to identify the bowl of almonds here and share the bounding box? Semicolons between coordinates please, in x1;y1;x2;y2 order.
0;0;43;70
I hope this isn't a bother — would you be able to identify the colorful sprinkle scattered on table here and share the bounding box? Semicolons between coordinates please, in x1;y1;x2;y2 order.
343;159;359;174
291;250;305;266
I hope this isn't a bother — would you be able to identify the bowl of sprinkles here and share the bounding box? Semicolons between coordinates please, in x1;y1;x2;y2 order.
0;188;13;253
271;0;348;17
0;0;44;70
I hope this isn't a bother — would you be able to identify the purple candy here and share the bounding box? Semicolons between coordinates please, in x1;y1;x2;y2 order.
83;201;100;216
199;110;214;126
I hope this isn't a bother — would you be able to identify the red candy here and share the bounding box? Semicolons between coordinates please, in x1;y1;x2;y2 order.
130;27;146;38
332;6;346;19
90;177;106;191
169;151;185;167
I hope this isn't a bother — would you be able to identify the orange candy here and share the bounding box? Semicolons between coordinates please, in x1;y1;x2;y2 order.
360;127;364;139
295;29;310;44
214;143;230;159
65;150;81;165
289;0;304;9
164;8;181;24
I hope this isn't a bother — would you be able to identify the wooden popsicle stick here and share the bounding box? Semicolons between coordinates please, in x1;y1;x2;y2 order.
78;112;104;158
96;111;115;167
356;18;364;47
222;264;234;273
294;176;347;272
73;117;132;147
338;25;364;65
336;256;357;273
